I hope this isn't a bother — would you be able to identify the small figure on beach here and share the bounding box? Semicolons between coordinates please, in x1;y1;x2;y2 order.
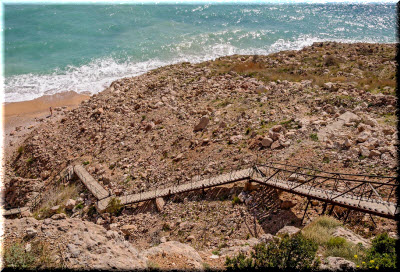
49;107;53;116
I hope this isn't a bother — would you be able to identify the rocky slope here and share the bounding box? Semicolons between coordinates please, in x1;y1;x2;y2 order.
3;215;397;270
3;42;398;269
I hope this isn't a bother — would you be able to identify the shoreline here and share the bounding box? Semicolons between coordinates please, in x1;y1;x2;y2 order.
2;91;89;158
4;41;394;104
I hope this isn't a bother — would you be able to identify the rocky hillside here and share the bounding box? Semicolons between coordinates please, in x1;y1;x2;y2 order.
8;42;397;190
3;215;397;270
3;42;398;269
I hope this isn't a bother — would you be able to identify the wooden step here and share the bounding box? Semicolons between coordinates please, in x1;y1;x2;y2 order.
74;165;109;200
96;168;253;212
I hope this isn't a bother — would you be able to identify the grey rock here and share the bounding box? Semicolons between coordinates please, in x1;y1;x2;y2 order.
276;226;300;236
25;228;37;239
65;199;76;210
258;233;274;244
320;257;356;271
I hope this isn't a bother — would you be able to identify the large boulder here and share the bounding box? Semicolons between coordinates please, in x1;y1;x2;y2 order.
288;173;306;183
276;226;300;236
280;200;297;209
25;228;37;239
331;227;371;248
320;257;356;271
261;137;273;147
65;199;76;210
4;218;147;270
258;233;274;244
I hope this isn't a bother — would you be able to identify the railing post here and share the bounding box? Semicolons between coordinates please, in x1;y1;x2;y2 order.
301;198;311;225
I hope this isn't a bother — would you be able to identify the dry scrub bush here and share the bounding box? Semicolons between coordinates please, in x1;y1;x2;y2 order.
302;216;365;262
33;183;80;219
3;240;54;269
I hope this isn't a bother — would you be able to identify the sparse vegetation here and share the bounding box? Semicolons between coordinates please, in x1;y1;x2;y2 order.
310;133;319;141
225;233;320;270
106;197;123;215
33;183;80;219
17;146;24;154
324;55;338;67
302;216;341;245
231;195;240;205
302;216;366;262
3;240;54;269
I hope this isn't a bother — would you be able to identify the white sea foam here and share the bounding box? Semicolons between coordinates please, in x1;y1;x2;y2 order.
3;35;384;103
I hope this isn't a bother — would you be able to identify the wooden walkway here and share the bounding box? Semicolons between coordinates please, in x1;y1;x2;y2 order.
250;173;398;219
73;165;109;200
4;163;398;221
97;168;253;211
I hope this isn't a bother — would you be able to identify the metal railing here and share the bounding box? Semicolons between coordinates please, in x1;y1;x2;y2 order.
253;162;398;218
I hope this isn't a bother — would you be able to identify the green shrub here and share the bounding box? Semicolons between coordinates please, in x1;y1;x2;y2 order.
302;216;366;262
3;242;35;269
17;146;24;154
363;233;397;269
87;205;98;217
75;203;84;210
82;161;90;165
106;197;123;215
32;183;79;219
225;252;254;270
310;133;319;141
232;195;240;205
322;156;330;163
3;241;53;269
325;241;365;262
327;237;346;249
225;233;320;270
324;56;337;67
302;216;341;245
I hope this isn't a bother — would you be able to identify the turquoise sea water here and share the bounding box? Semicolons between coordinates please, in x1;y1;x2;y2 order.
4;4;397;102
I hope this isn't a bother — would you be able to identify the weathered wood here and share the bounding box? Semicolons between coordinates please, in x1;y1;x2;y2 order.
97;166;398;219
3;206;29;216
97;168;252;211
74;165;109;200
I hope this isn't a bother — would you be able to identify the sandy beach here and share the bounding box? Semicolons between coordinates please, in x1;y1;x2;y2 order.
2;91;89;158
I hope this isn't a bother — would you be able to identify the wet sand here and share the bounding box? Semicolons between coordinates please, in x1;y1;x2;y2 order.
2;91;89;158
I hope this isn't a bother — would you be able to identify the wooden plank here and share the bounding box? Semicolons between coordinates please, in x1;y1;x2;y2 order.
96;168;253;211
3;206;29;216
74;165;109;200
96;166;397;219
